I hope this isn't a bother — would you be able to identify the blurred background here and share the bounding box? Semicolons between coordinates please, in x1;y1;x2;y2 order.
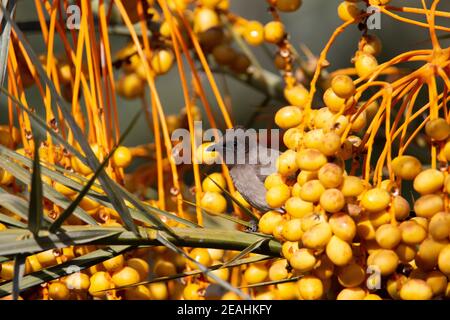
1;0;450;147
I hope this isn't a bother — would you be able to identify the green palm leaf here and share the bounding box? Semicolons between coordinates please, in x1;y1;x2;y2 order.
0;226;122;256
12;254;25;300
27;137;43;235
49;111;143;231
0;4;138;236
239;276;303;289
0;149;195;230
0;212;26;228
0;157;97;226
0;0;16;87
0;147;199;229
0;188;32;221
221;238;268;269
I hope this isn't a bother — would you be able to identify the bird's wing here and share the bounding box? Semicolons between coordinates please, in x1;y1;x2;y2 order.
253;147;280;183
229;165;273;213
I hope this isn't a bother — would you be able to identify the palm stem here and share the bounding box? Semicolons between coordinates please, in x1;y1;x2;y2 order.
97;227;282;257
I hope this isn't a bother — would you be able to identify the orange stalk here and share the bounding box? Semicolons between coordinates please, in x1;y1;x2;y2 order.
42;0;59;164
360;86;390;183
84;0;110;153
421;0;441;51
114;0;185;217
175;6;233;129
6;44;33;151
99;0;120;147
379;6;450;32
428;75;439;169
386;5;450;18
399;85;423;154
355;50;431;85
169;15;240;215
305;18;358;128
150;93;166;210
401;115;431;155
136;0;166;210
159;0;203;225
81;0;106;151
6;61;29;151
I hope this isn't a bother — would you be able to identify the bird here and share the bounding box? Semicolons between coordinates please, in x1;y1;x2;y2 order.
207;126;284;214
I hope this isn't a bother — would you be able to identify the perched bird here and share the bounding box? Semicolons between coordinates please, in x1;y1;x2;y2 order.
207;127;283;213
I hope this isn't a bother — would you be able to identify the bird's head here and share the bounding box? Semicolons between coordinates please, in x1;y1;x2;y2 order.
206;126;257;165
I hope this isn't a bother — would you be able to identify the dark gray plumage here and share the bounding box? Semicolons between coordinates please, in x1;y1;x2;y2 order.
208;128;282;213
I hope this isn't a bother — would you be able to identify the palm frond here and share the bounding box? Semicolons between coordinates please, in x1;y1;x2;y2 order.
0;212;26;228
0;87;84;160
238;276;303;289
0;189;32;221
0;146;104;199
0;149;194;229
221;238;268;269
0;73;176;237
0;156;97;226
49;111;142;231
0;226;122;256
27;137;43;235
0;0;16;87
12;253;25;300
0;4;138;236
